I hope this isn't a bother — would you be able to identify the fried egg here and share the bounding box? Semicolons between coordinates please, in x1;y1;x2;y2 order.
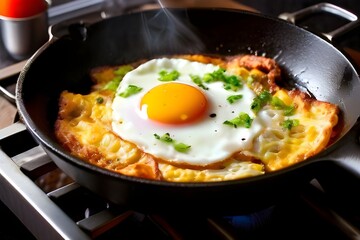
112;58;268;166
55;54;340;182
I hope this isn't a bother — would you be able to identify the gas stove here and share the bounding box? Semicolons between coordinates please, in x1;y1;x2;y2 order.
1;121;359;239
1;1;360;239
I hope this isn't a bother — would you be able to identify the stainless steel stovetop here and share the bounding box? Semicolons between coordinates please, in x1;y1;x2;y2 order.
1;1;360;239
1;120;359;239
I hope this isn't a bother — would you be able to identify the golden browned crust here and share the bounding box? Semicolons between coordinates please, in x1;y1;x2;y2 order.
243;88;339;171
55;90;163;180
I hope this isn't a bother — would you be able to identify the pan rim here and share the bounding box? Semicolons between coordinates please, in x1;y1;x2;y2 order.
15;7;360;187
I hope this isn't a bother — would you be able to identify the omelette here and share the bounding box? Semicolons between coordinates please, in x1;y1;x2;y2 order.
54;54;340;182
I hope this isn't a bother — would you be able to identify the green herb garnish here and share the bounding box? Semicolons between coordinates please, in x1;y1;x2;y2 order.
154;133;173;143
158;70;180;81
203;68;226;83
190;74;209;90
251;91;296;115
227;94;243;104
203;68;242;91
103;76;122;91
114;65;134;77
281;119;300;130
223;112;253;128
271;97;295;116
223;75;242;91
154;133;191;153
118;85;143;98
251;90;272;113
96;97;104;104
174;142;191;153
102;65;134;91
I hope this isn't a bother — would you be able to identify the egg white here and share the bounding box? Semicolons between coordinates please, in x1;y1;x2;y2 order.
112;58;268;166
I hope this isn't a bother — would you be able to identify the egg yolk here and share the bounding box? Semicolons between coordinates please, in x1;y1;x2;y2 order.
140;83;208;124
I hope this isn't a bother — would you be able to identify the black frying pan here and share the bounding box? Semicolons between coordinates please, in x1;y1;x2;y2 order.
15;5;360;215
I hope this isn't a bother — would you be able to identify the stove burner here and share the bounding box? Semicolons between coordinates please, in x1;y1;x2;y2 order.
225;206;275;231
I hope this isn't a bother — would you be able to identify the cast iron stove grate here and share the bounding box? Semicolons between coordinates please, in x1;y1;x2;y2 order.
0;120;358;239
0;122;231;239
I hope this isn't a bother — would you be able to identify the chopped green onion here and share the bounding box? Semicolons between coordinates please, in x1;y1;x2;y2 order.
224;112;253;128
227;94;243;104
102;65;133;91
174;142;191;153
203;68;226;83
154;133;191;153
190;74;209;90
158;70;180;81
251;90;272;113
223;75;242;91
103;76;122;91
114;65;134;77
271;97;295;116
281;119;300;130
283;106;296;116
154;133;173;143
251;91;297;115
96;97;104;104
203;68;242;91
118;85;143;98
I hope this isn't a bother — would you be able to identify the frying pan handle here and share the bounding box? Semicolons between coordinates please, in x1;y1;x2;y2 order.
49;0;157;40
0;85;16;105
49;13;104;40
0;61;24;105
278;3;360;42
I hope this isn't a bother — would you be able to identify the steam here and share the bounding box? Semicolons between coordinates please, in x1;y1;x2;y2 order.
139;1;205;55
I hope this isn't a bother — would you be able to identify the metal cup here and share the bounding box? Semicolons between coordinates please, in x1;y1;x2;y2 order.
0;10;49;60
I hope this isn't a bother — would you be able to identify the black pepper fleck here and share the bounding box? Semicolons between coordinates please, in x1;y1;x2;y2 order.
210;113;217;118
